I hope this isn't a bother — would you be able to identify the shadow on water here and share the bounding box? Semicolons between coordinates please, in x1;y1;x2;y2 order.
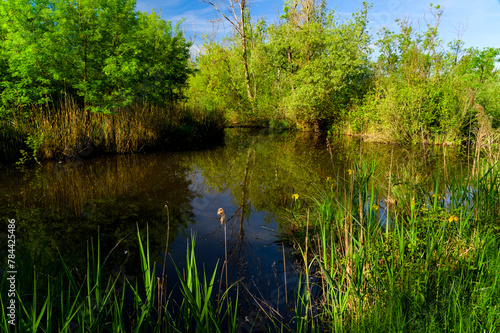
0;128;473;326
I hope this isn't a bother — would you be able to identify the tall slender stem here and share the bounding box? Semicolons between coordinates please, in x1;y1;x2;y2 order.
387;146;394;239
224;221;228;291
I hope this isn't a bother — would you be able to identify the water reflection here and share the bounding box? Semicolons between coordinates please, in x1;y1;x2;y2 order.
0;153;198;279
0;129;472;312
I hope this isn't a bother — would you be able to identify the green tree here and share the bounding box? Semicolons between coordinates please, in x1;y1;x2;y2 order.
187;0;372;128
358;4;499;144
134;11;192;105
258;0;372;128
203;0;254;102
0;0;59;107
0;0;192;112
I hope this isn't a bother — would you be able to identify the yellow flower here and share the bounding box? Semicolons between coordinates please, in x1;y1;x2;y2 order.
448;215;455;223
454;216;459;222
348;169;354;175
372;204;379;211
326;176;331;181
292;193;299;200
411;197;415;206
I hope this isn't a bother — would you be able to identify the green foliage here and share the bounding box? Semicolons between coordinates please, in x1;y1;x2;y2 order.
187;0;372;128
286;159;500;331
264;1;371;126
134;13;192;105
349;4;500;144
0;0;191;111
2;0;498;155
476;77;500;129
0;0;200;161
188;1;500;147
15;133;44;165
187;40;251;120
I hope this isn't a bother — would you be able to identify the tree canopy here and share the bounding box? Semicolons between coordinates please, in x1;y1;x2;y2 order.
186;0;500;143
0;0;192;113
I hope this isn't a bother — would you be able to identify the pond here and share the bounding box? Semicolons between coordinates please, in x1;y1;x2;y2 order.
0;128;472;325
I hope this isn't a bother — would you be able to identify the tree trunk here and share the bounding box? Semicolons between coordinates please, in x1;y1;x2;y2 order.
203;0;254;102
239;0;253;101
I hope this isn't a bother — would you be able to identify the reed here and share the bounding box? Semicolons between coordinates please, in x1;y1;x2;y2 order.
0;97;225;162
0;227;239;332
284;159;500;332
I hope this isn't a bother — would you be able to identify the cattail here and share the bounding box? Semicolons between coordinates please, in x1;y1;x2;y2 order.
217;208;226;224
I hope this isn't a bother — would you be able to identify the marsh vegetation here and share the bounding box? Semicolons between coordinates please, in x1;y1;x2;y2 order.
2;129;500;331
1;0;500;331
1;0;499;162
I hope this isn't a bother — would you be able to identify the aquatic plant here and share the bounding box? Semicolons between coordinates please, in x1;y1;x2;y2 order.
0;227;238;332
0;97;225;163
284;160;500;331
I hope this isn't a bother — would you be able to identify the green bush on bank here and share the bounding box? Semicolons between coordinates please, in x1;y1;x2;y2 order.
186;1;372;129
352;7;500;144
187;1;500;144
0;0;217;162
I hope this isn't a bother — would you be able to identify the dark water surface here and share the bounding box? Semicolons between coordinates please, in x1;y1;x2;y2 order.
0;128;471;319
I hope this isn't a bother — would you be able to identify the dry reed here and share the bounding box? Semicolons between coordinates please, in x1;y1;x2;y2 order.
1;96;224;161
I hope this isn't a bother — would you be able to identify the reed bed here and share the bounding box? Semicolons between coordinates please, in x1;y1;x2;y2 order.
0;97;225;162
2;146;500;331
283;160;500;332
0;227;238;332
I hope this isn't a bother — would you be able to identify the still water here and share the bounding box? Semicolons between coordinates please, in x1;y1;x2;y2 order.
0;128;470;318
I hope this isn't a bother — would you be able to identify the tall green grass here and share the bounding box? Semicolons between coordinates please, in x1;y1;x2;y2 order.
284;160;500;332
0;227;238;332
2;155;500;332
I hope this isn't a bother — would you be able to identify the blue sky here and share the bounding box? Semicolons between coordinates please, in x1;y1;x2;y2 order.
136;0;500;53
